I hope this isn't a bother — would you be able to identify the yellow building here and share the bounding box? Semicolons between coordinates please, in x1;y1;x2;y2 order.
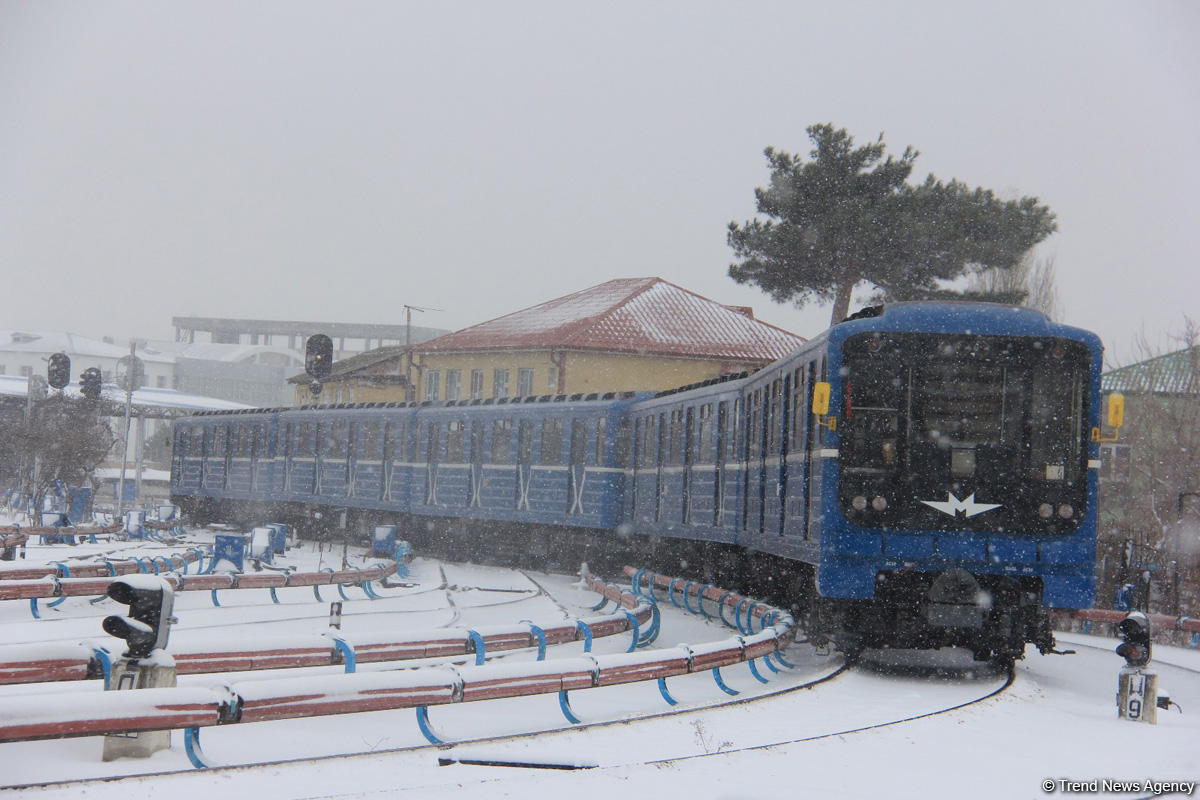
411;277;804;401
289;345;410;406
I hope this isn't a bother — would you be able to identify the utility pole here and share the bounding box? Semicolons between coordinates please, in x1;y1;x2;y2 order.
402;304;442;402
116;342;141;521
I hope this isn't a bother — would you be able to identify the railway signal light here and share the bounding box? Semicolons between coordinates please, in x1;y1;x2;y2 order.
80;367;102;401
306;334;333;380
47;352;71;390
1116;611;1151;668
101;577;175;659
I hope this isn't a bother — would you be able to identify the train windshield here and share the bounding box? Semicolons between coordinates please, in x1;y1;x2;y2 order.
838;333;1090;534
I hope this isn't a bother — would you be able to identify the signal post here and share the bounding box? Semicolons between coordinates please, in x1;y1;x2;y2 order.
100;576;177;760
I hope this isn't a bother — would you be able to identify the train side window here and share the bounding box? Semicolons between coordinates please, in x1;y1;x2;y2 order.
328;420;347;458
571;419;588;465
424;422;440;461
492;419;513;463
297;422;313;456
748;389;763;460
668;409;683;465
541;418;563;465
405;420;418;462
616;418;631;467
362;422;381;460
769;378;783;453
518;420;534;463
446;419;465;462
640;416;658;468
791;367;806;449
595;417;607;464
174;427;188;457
658;413;669;466
698;403;713;463
470;421;485;463
193;427;205;456
213;426;229;457
348;422;358;458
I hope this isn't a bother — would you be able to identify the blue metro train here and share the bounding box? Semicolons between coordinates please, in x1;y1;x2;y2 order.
171;302;1106;662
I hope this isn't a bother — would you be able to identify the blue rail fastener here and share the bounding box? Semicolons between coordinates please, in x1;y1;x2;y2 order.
575;620;593;653
657;677;679;706
638;602;661;647
184;727;215;769
521;620;547;661
717;591;734;627
467;629;486;666
682;581;699;614
558;690;583;725
416;706;447;745
747;658;770;683
91;647;113;689
712;667;740;696
331;636;357;673
622;610;640;653
697;584;714;619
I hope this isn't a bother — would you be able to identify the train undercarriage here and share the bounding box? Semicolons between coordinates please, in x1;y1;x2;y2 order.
178;495;1056;665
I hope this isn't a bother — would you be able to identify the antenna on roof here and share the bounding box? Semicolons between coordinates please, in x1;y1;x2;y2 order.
403;304;443;401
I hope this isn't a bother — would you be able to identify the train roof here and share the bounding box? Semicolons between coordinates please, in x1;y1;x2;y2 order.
828;302;1102;350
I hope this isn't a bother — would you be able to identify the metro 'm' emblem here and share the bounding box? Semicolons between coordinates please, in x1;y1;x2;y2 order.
920;492;1002;518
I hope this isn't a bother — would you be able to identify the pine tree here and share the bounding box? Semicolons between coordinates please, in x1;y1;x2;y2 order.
728;124;1057;325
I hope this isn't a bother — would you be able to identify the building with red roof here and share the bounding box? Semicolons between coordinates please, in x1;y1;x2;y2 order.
405;277;804;401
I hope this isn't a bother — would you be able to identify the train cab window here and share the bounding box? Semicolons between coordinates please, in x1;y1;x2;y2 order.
174;427;188;457
193;427;205;456
446;420;465;462
491;419;513;463
541;418;563;465
616;418;631;467
518;420;534;463
362;422;381;460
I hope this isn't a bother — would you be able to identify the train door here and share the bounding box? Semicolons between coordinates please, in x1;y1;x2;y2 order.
784;366;811;539
470;420;485;508
807;359;826;539
743;387;765;536
655;412;668;523
424;421;441;506
683;406;695;524
516;420;534;511
381;421;396;501
568;418;587;515
763;378;787;537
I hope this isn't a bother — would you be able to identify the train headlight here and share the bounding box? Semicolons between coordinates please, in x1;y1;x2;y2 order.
1038;503;1054;519
852;495;868;511
1057;503;1074;519
871;495;888;511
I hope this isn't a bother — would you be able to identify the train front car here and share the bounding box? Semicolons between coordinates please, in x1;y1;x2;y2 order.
814;303;1102;662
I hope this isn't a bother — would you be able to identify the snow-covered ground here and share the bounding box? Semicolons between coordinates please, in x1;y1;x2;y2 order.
2;526;1197;799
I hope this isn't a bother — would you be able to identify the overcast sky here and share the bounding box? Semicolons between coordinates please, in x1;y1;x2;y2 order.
1;1;1196;365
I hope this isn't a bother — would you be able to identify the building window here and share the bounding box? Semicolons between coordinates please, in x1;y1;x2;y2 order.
470;369;484;400
548;367;557;393
446;370;461;401
425;371;441;402
0;365;6;375
1099;443;1131;484
494;368;510;398
518;368;534;397
156;375;167;388
20;366;32;378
